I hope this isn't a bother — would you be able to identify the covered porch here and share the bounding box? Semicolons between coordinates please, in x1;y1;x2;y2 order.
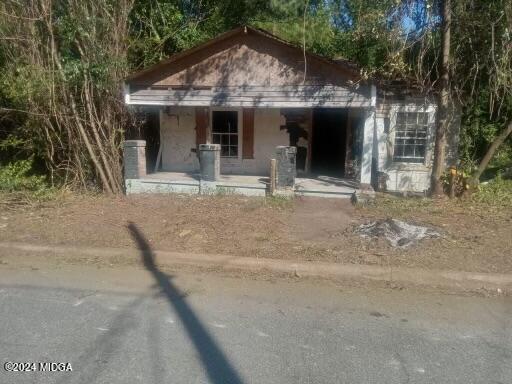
126;171;359;198
123;26;377;198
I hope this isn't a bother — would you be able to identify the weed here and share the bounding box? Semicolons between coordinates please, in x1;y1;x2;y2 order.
264;195;294;210
215;186;236;196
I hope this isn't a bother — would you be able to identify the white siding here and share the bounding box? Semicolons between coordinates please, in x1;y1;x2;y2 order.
129;85;372;108
385;164;431;193
360;109;375;185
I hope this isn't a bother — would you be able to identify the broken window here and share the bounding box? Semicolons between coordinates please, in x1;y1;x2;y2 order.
212;111;238;158
393;112;428;163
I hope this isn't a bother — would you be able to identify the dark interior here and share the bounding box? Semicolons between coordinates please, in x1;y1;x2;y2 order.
126;107;160;173
212;110;238;157
311;108;347;176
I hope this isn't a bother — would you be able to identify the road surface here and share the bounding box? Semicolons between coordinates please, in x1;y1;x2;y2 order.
0;257;511;383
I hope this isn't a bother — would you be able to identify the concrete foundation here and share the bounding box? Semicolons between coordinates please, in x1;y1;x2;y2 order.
125;172;357;198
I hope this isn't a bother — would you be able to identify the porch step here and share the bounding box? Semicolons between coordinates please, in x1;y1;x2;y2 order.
295;188;354;199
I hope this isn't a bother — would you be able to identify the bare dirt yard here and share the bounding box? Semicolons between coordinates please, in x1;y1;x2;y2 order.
0;192;511;273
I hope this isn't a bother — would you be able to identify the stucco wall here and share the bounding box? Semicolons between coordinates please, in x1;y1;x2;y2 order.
252;108;289;173
159;107;288;175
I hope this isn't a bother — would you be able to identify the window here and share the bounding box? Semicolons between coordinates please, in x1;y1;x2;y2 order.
393;111;429;163
212;111;238;158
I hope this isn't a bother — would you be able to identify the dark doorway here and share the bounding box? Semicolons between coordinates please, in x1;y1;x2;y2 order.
311;108;347;176
126;107;160;173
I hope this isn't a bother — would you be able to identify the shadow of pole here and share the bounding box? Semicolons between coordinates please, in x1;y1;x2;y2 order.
127;222;244;384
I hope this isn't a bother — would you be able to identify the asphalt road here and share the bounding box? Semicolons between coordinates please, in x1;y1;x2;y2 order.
1;259;511;384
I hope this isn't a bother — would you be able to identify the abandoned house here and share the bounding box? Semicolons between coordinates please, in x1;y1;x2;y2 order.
123;26;459;197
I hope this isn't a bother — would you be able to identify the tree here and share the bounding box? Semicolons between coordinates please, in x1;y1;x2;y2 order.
431;0;451;195
473;121;512;181
0;0;134;193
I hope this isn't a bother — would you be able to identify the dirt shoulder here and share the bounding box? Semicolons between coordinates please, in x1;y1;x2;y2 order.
0;192;510;274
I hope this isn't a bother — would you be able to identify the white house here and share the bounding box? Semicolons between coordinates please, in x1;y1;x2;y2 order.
123;26;459;197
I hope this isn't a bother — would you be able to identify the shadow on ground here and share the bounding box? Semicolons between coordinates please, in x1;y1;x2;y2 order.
127;222;244;384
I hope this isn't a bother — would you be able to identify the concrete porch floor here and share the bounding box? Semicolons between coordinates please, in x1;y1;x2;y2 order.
128;172;358;198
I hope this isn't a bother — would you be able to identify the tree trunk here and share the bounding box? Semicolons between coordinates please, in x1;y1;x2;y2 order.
431;0;451;196
472;120;512;181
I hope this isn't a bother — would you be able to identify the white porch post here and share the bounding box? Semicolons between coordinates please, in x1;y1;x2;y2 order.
360;85;377;187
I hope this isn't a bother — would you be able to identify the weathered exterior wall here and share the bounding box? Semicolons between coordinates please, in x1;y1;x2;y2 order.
252;108;289;174
159;107;288;175
384;164;432;193
375;98;438;193
128;86;371;108
131;32;357;87
160;108;199;172
126;29;371;108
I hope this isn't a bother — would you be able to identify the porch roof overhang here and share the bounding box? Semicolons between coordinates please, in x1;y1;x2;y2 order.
124;84;374;108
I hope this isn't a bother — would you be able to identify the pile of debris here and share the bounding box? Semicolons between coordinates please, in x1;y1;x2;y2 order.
355;218;440;248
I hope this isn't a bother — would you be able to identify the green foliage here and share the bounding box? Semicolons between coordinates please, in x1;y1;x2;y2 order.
453;0;512;174
472;175;512;207
0;159;55;198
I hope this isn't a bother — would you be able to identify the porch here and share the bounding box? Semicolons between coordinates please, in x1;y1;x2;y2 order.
126;171;358;198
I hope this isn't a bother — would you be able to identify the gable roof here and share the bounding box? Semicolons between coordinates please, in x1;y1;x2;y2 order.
125;26;363;84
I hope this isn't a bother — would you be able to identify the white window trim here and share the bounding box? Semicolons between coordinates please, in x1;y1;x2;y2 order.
389;104;436;167
210;107;243;160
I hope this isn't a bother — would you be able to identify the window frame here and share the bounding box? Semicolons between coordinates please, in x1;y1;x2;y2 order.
210;108;242;159
389;104;436;166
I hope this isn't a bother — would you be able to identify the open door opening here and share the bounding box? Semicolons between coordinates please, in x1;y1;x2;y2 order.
126;107;160;173
311;108;347;177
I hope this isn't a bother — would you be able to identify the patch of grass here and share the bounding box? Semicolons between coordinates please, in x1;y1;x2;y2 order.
368;194;434;216
0;159;57;202
472;176;512;208
264;195;295;210
215;186;236;196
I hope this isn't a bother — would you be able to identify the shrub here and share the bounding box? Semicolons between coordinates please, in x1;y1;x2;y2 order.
472;175;512;207
0;159;55;199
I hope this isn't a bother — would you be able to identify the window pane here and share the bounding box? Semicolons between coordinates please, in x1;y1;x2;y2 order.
403;144;415;157
212;111;238;157
406;113;417;124
416;144;425;158
396;113;406;125
393;112;428;163
228;121;237;133
212;111;238;133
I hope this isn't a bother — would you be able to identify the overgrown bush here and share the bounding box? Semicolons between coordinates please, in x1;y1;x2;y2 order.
0;159;55;199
